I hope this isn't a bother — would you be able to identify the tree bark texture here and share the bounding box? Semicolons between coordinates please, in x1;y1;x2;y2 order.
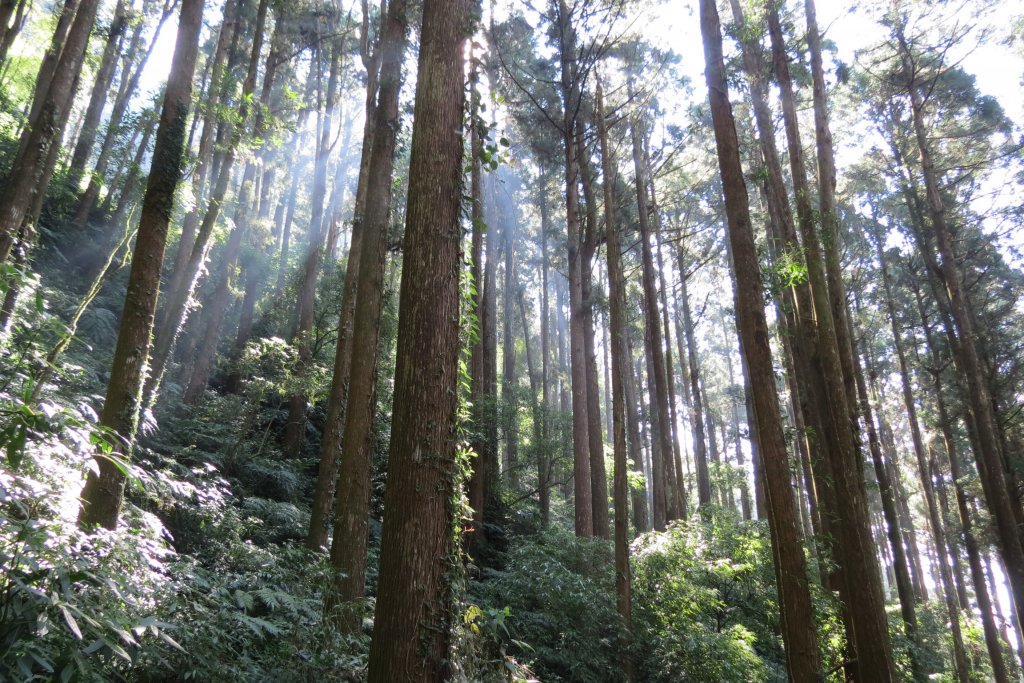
768;4;896;676
78;0;205;529
328;0;409;628
699;0;822;677
366;0;475;677
597;77;635;682
555;0;593;537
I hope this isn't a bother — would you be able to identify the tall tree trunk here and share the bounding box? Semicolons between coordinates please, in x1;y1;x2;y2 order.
518;289;550;526
177;0;280;401
0;0;102;262
167;0;242;307
322;110;355;264
109;116;156;229
929;445;971;615
327;0;409;629
986;550;1024;674
0;0;29;65
15;0;80;146
366;0;474;675
555;0;592;537
629;111;679;526
182;180;253;402
557;281;573;498
0;8;89;319
727;0;829;570
282;38;344;458
223;257;267;394
895;23;1024;630
698;1;822;676
467;59;489;536
642;302;667;530
677;251;711;512
706;395;722;503
77;0;205;528
669;296;693;470
853;331;927;681
482;173;500;506
145;0;272;404
66;0;129;189
871;223;972;678
577;130;610;538
767;4;896;676
622;299;650;534
308;0;388;545
652;198;686;518
502;188;519;482
803;0;860;429
718;301;751;520
597;76;634;682
538;174;552;528
71;0;176;231
914;276;1011;682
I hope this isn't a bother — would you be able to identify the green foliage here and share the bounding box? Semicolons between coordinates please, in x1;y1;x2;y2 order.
472;529;626;682
144;546;368;682
631;516;786;682
0;277;371;682
0;301;177;681
452;602;538;683
0;451;177;682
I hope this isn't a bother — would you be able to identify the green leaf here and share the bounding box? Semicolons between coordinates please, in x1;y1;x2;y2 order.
157;630;187;653
104;638;133;663
59;604;83;640
5;424;27;468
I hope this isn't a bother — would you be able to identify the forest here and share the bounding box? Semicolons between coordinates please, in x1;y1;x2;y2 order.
0;0;1022;679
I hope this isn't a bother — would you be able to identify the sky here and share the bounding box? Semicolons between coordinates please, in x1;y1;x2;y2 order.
640;0;1024;119
138;0;1024;135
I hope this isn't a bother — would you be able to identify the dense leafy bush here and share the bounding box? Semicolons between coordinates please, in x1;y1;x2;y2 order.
0;282;364;682
472;528;626;682
471;515;798;683
631;514;786;682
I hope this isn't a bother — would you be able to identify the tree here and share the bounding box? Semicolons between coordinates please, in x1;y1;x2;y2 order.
597;74;634;682
577;123;610;538
698;0;821;677
327;0;409;630
180;0;278;403
70;0;178;232
629;100;678;528
307;0;386;550
889;9;1024;629
467;53;490;539
280;29;345;458
145;0;274;404
65;0;130;190
555;0;593;537
0;0;102;262
78;0;205;528
766;2;897;676
366;0;477;677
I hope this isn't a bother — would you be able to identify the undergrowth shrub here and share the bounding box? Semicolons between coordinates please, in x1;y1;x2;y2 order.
0;286;364;682
473;515;797;683
631;514;785;682
0;397;179;682
472;528;625;682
